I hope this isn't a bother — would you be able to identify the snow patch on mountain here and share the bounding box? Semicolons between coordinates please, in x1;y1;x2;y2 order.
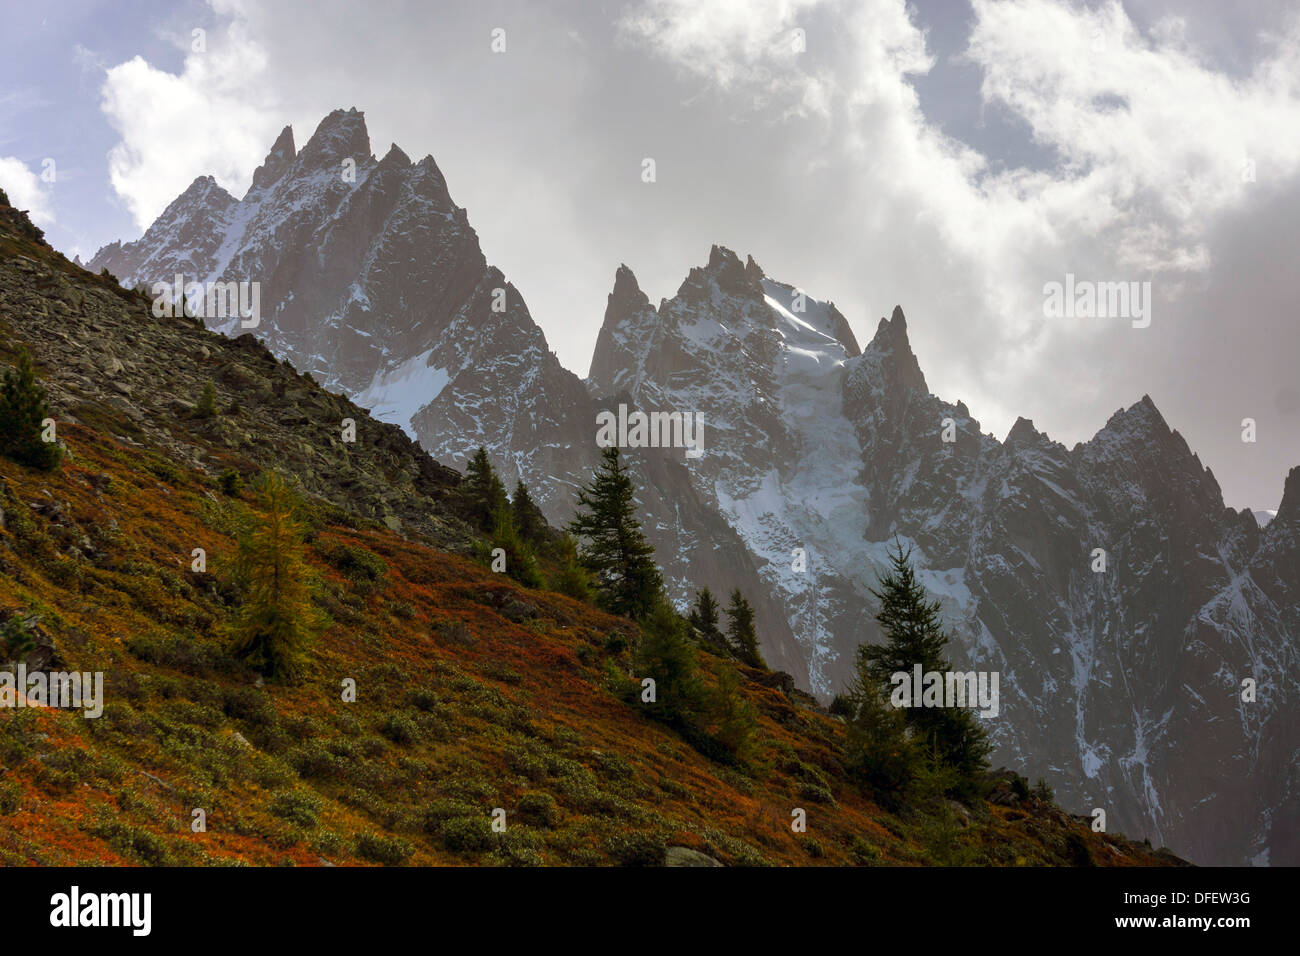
355;349;450;438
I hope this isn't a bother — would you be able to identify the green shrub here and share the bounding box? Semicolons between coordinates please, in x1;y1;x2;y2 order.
128;633;234;676
195;382;217;418
1065;831;1095;866
311;831;343;855
798;781;836;805
289;742;343;780
270;789;323;829
317;541;387;589
438;815;494;853
0;348;62;471
380;713;418;745
421;799;479;834
593;750;635;781
218;468;244;496
0;781;21;815
1;615;36;659
517;792;559;828
88;817;172;866
491;829;545;866
407;689;439;712
849;837;882;865
145;456;182;484
606;832;665;867
1011;774;1030;801
357;833;413;866
505;745;547;782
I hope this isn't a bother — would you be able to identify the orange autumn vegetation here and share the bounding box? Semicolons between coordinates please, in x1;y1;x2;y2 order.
0;421;1179;867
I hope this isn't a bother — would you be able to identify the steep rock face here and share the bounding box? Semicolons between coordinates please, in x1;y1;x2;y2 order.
86;110;804;685
590;246;888;693
87;109;597;499
586;247;1300;867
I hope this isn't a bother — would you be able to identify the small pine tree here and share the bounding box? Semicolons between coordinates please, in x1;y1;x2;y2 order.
568;447;663;619
688;587;729;654
0;349;62;471
634;600;702;726
724;589;765;669
460;447;509;533
1;616;37;661
859;541;950;683
227;471;321;680
195;381;217;418
857;540;991;790
218;467;244;497
511;479;548;546
550;532;595;602
487;501;544;588
842;670;921;809
705;664;759;762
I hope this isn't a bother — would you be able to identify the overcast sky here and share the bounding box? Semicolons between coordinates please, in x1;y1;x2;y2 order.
2;0;1297;511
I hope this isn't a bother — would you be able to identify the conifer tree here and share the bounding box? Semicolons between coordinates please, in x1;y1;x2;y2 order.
842;671;920;809
460;447;509;533
634;599;702;725
705;664;759;762
568;447;663;619
488;500;544;588
724;589;765;669
859;541;949;683
195;381;217;418
857;540;991;787
0;348;61;471
551;532;595;602
511;478;548;546
228;471;320;680
688;587;728;654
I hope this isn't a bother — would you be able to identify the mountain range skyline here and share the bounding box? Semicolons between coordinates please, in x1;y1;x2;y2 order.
83;106;1291;522
75;104;1300;866
4;0;1299;515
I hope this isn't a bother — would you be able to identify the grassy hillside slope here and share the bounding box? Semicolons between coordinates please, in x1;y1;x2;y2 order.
0;193;1181;867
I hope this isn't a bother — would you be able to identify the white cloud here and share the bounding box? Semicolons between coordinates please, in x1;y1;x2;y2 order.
619;0;1300;507
0;156;54;225
99;5;282;229
82;0;1300;508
